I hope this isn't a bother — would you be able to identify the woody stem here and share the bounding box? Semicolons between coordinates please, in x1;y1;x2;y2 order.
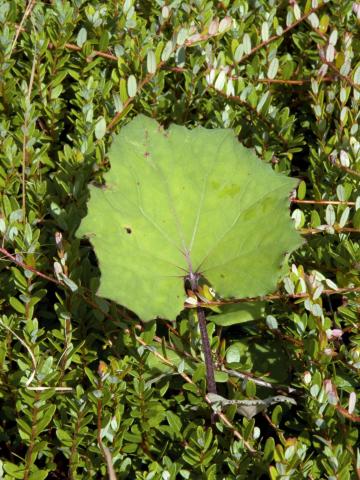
197;305;217;396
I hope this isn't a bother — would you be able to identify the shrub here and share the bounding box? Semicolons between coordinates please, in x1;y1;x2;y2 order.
0;1;359;479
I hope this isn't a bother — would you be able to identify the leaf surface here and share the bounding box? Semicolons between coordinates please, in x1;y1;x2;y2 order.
78;115;302;320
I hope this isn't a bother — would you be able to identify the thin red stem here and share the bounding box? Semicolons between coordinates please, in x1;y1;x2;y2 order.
292;199;356;206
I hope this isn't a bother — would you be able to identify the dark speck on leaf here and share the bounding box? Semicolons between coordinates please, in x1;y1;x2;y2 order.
124;227;132;234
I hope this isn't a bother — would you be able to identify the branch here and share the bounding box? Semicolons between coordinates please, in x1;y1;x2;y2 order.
106;69;160;131
190;286;360;308
2;246;359;310
325;61;360;92
9;0;36;59
332;160;360;179
334;404;360;423
232;3;327;67
0;247;61;285
22;52;37;221
60;42;118;61
256;77;335;85
300;227;360;234
292;199;356;206
0;247;117;323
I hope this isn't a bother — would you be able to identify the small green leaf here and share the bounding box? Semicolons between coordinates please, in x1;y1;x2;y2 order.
214;70;226;90
95;117;106;140
353;209;360;229
336;185;345;201
292;209;305;229
243;33;251;54
60;274;78;292
234;45;243;63
354;65;360;85
256;91;270;113
246;380;256;397
319;14;329;33
325;204;336;226
266;315;278;329
329;29;338;46
214;370;228;382
271;404;282;426
127;75;137;97
263;437;275;463
119;78;128;103
208;19;219;35
36;405;56;433
293;4;301;20
56;429;73;446
177;28;188;45
261;22;269;41
226;344;241;363
16;418;31;439
50;84;63;100
29;470;49;480
267;57;279;79
339;207;350;228
9;297;25;314
3;462;25;479
166;411;182;433
218;16;232;33
147;49;156;74
297;180;306;200
76;27;87;47
162;5;169;18
161;40;173;61
311;210;321;227
308;13;319;28
339;150;350;167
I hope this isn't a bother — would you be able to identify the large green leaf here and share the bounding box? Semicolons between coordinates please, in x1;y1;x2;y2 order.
78;115;302;321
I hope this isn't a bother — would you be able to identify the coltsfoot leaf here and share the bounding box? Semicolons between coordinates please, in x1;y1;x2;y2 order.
78;115;302;320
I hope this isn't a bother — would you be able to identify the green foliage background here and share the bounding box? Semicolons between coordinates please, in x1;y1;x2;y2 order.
0;0;359;478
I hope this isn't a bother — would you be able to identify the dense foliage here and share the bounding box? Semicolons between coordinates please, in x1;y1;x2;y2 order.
0;1;359;479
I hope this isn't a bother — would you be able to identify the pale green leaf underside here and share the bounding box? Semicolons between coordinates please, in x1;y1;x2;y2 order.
78;115;302;321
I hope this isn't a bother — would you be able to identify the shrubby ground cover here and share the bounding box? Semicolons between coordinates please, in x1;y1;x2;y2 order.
0;1;359;479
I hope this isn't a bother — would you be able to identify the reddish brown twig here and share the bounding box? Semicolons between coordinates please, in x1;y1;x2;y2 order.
1;246;359;310
333;161;360;178
292;199;356;206
9;0;36;58
231;4;326;68
190;286;360;308
0;247;61;285
324;61;360;92
256;77;335;85
301;227;360;234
